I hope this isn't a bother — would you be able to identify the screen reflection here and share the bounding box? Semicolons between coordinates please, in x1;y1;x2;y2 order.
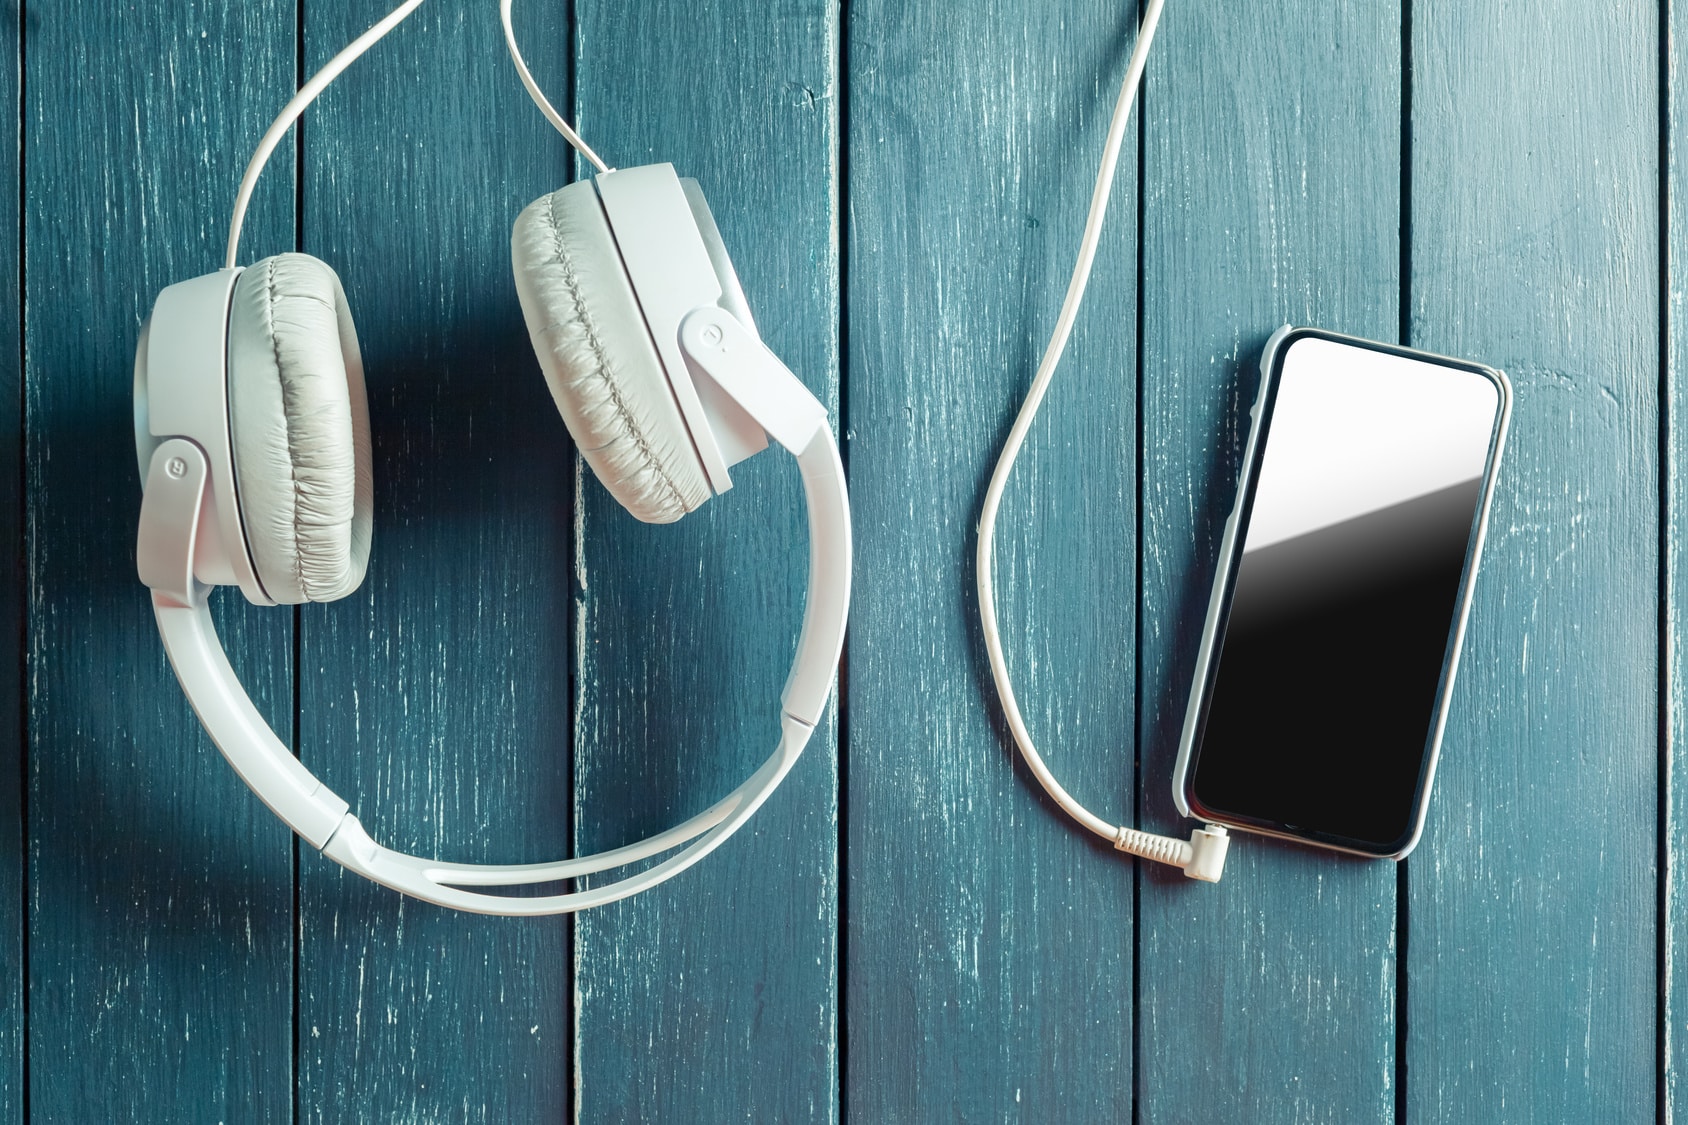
1189;337;1501;851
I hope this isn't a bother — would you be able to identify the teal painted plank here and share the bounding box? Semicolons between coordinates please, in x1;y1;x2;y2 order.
846;0;1139;1116
1407;1;1659;1119
24;2;297;1120
295;3;574;1119
1136;5;1401;1122
0;2;19;1117
1671;0;1688;1114
569;1;842;1119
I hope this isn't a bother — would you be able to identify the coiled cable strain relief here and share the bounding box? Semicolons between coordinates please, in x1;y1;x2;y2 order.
1114;823;1230;883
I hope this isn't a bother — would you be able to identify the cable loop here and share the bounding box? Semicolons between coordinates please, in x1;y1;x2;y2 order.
975;0;1166;846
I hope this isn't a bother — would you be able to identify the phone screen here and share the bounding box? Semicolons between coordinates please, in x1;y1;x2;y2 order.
1185;334;1504;854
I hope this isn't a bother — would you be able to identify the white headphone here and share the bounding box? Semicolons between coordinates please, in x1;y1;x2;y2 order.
133;0;850;915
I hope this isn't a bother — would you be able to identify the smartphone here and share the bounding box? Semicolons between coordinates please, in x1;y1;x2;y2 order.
1170;327;1511;859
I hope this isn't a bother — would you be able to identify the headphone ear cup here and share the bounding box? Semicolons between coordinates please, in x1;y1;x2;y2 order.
511;181;710;524
227;253;373;604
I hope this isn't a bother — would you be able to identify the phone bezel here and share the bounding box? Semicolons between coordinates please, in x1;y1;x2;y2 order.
1169;326;1513;860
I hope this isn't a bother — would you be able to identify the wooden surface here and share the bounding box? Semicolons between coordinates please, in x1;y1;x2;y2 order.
25;5;298;1120
571;1;840;1120
1409;3;1661;1119
296;4;574;1120
1;2;18;1119
1671;1;1688;1118
3;0;1678;1121
1137;7;1402;1123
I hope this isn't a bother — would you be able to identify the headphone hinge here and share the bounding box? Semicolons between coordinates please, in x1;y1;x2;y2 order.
137;438;211;610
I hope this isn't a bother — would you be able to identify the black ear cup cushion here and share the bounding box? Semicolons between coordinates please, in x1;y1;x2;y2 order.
511;181;710;524
227;253;373;604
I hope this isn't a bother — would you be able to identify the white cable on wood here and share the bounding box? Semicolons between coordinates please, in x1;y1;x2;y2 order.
226;0;428;269
975;0;1226;881
500;0;611;174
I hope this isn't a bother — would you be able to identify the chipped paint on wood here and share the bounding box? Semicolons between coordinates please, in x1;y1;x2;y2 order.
1408;1;1660;1119
0;0;20;1117
294;3;576;1120
846;0;1139;1116
24;3;298;1119
570;0;843;1120
6;0;1681;1120
1136;6;1402;1123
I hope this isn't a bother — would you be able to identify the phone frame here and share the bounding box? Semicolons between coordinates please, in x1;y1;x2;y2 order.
1170;326;1513;860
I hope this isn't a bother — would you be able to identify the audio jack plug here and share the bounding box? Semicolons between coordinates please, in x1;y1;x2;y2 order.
1114;823;1230;882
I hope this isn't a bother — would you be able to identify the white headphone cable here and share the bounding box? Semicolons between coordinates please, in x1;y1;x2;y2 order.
974;0;1228;882
500;0;612;174
224;0;612;271
226;0;428;269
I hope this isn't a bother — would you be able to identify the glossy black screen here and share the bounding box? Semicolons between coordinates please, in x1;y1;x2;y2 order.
1187;336;1501;853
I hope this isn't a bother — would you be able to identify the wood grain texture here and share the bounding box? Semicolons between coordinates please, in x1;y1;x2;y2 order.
23;2;298;1120
0;3;18;1118
295;3;575;1120
845;0;1141;1117
569;0;842;1119
1135;5;1403;1123
5;0;1682;1119
1671;1;1688;1116
1407;1;1660;1119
